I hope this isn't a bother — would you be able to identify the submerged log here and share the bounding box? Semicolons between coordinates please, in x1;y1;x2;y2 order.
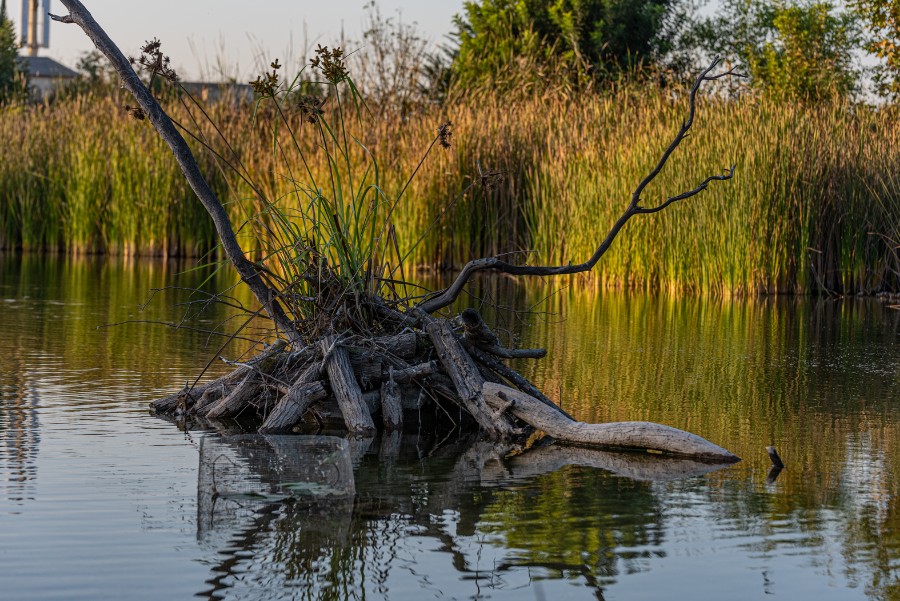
482;382;739;463
486;444;735;483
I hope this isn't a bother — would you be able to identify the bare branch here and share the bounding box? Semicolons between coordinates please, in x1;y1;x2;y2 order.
634;165;736;214
48;13;74;24
54;1;299;343
416;57;740;315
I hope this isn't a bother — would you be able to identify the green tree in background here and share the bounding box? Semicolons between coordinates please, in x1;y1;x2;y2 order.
699;0;860;101
0;0;25;104
849;0;900;98
452;0;679;90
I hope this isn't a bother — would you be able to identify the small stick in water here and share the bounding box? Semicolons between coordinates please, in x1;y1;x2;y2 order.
766;446;785;469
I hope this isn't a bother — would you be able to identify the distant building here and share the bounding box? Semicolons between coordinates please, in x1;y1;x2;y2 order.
17;55;77;99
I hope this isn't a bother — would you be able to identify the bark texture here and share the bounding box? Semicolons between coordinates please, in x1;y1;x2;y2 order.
482;382;739;462
320;336;376;435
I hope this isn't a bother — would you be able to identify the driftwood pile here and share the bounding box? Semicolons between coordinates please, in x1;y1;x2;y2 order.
151;308;740;463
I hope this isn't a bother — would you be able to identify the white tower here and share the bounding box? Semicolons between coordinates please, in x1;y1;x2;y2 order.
20;0;50;57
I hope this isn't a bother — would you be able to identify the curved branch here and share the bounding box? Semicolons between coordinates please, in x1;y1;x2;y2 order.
417;57;743;315
52;1;299;342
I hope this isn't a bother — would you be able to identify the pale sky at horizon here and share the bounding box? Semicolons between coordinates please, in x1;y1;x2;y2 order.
12;1;466;80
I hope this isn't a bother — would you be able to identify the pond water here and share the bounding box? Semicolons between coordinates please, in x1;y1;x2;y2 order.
1;254;898;601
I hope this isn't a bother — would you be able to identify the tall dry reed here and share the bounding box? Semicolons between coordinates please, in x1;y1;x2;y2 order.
1;85;897;295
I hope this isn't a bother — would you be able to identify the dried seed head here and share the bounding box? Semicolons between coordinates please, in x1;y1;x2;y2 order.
478;164;504;192
124;105;145;120
250;59;281;97
437;120;453;149
137;37;178;84
310;45;348;84
297;94;326;124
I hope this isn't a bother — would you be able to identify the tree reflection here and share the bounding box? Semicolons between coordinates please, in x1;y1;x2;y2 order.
194;432;734;600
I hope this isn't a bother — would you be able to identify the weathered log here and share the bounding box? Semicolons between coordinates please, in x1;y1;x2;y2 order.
460;308;501;346
346;332;418;360
482;382;739;462
320;336;376;435
150;368;241;413
258;379;327;434
380;376;403;432
150;341;289;413
192;381;233;416
467;344;574;421
350;355;382;389
422;316;517;439
390;361;438;383
204;373;262;419
344;332;420;387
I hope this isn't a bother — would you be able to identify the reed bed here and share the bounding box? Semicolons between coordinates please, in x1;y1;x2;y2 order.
0;86;897;295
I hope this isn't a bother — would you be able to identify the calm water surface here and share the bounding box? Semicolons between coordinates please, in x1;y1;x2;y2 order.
1;254;898;600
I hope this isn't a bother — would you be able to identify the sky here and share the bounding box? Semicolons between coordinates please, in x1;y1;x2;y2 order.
13;0;466;80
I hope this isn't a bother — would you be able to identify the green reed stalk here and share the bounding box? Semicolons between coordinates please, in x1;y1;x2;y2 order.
0;83;897;295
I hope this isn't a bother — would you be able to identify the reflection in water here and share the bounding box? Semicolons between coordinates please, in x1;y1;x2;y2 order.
193;433;721;600
0;333;40;505
0;254;899;600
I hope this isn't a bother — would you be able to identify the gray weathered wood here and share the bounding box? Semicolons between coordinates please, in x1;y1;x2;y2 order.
258;378;327;434
422;317;516;439
320;336;376;435
364;332;418;359
150;368;242;413
380;377;403;432
192;381;232;416
482;382;739;462
390;361;438;383
204;374;262;419
350;355;382;389
150;341;289;413
468;344;575;420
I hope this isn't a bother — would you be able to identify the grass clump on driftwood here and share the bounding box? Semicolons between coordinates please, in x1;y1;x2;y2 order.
53;0;741;463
